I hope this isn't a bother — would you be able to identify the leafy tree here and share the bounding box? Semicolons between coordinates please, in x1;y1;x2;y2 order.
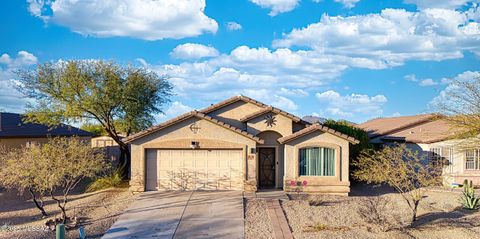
80;123;107;136
0;138;106;223
353;143;443;225
42;137;106;223
17;60;173;178
0;146;49;217
323;119;373;161
434;74;480;147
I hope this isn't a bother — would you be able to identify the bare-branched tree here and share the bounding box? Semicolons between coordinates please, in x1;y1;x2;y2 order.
434;74;480;148
354;143;443;226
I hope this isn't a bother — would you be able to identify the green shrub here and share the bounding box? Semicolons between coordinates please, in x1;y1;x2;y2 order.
86;168;124;192
460;179;480;210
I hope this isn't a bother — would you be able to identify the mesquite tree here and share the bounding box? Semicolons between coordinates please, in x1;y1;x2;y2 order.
0;146;49;217
17;60;172;178
0;138;106;222
353;144;443;226
43;137;106;223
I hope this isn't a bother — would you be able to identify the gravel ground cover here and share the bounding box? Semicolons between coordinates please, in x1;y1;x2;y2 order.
283;184;480;239
245;198;274;239
0;187;136;239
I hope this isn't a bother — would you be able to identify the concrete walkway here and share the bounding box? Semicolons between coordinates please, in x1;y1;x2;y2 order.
102;191;244;239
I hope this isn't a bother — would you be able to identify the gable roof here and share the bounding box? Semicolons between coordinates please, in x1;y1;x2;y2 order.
0;112;92;138
200;95;269;114
240;106;302;123
378;119;458;144
124;110;264;144
278;123;359;144
357;114;437;138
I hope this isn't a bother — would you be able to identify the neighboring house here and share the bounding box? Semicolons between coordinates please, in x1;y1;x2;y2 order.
0;112;92;150
357;114;480;186
125;95;359;194
91;135;123;163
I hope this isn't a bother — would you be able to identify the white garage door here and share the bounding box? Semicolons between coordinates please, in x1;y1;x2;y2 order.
145;149;244;191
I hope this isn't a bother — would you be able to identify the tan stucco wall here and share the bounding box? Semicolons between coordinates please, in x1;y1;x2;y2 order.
129;117;258;192
0;137;50;150
283;131;350;195
0;136;91;151
407;140;480;186
207;101;264;129
247;113;293;137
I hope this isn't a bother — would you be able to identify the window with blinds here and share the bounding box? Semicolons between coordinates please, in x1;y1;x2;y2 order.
299;147;335;176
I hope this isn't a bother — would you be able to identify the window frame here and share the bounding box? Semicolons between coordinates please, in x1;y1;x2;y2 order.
465;149;480;171
298;146;337;177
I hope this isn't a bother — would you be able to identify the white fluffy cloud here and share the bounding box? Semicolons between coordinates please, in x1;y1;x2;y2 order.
249;0;300;16
315;90;388;121
170;43;219;60
155;101;193;122
334;0;361;8
404;0;476;9
0;51;38;112
28;0;218;40
274;8;480;66
154;45;348;101
430;70;480;108
404;74;455;87
226;22;242;31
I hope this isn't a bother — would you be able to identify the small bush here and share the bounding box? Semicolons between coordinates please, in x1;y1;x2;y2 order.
86;168;124;192
460;179;480;210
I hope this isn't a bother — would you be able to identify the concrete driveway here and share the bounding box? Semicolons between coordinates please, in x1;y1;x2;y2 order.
102;191;244;239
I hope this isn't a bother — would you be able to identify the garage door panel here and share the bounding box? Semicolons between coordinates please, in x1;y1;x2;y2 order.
145;149;244;191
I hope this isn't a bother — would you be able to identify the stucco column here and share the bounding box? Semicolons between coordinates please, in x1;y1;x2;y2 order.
129;144;145;192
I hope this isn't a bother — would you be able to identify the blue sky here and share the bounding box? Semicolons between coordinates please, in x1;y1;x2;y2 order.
1;0;479;123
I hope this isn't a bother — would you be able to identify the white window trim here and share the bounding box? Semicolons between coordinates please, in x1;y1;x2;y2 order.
465;149;480;171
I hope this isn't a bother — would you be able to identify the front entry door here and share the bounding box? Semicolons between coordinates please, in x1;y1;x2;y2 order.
258;147;276;188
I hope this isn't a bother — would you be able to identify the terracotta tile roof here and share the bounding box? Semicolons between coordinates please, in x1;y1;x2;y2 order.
278;123;360;144
124;111;264;144
240;106;302;123
357;114;437;138
379;119;458;144
200;95;269;114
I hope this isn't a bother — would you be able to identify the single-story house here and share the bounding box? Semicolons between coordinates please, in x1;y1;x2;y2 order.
125;95;358;194
357;114;480;186
0;112;93;150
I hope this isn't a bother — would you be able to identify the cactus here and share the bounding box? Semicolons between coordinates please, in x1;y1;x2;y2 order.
460;180;480;210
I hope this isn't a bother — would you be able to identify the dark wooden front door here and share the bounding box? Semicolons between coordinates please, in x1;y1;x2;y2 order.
259;147;276;188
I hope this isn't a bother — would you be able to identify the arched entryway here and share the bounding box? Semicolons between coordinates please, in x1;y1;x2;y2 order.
257;131;284;189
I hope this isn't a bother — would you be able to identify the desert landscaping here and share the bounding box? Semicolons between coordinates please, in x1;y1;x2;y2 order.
245;183;480;239
0;186;136;239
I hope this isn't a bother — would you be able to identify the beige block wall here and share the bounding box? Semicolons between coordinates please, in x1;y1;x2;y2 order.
247;113;293;137
129;117;258;192
207;101;264;129
283;131;350;195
